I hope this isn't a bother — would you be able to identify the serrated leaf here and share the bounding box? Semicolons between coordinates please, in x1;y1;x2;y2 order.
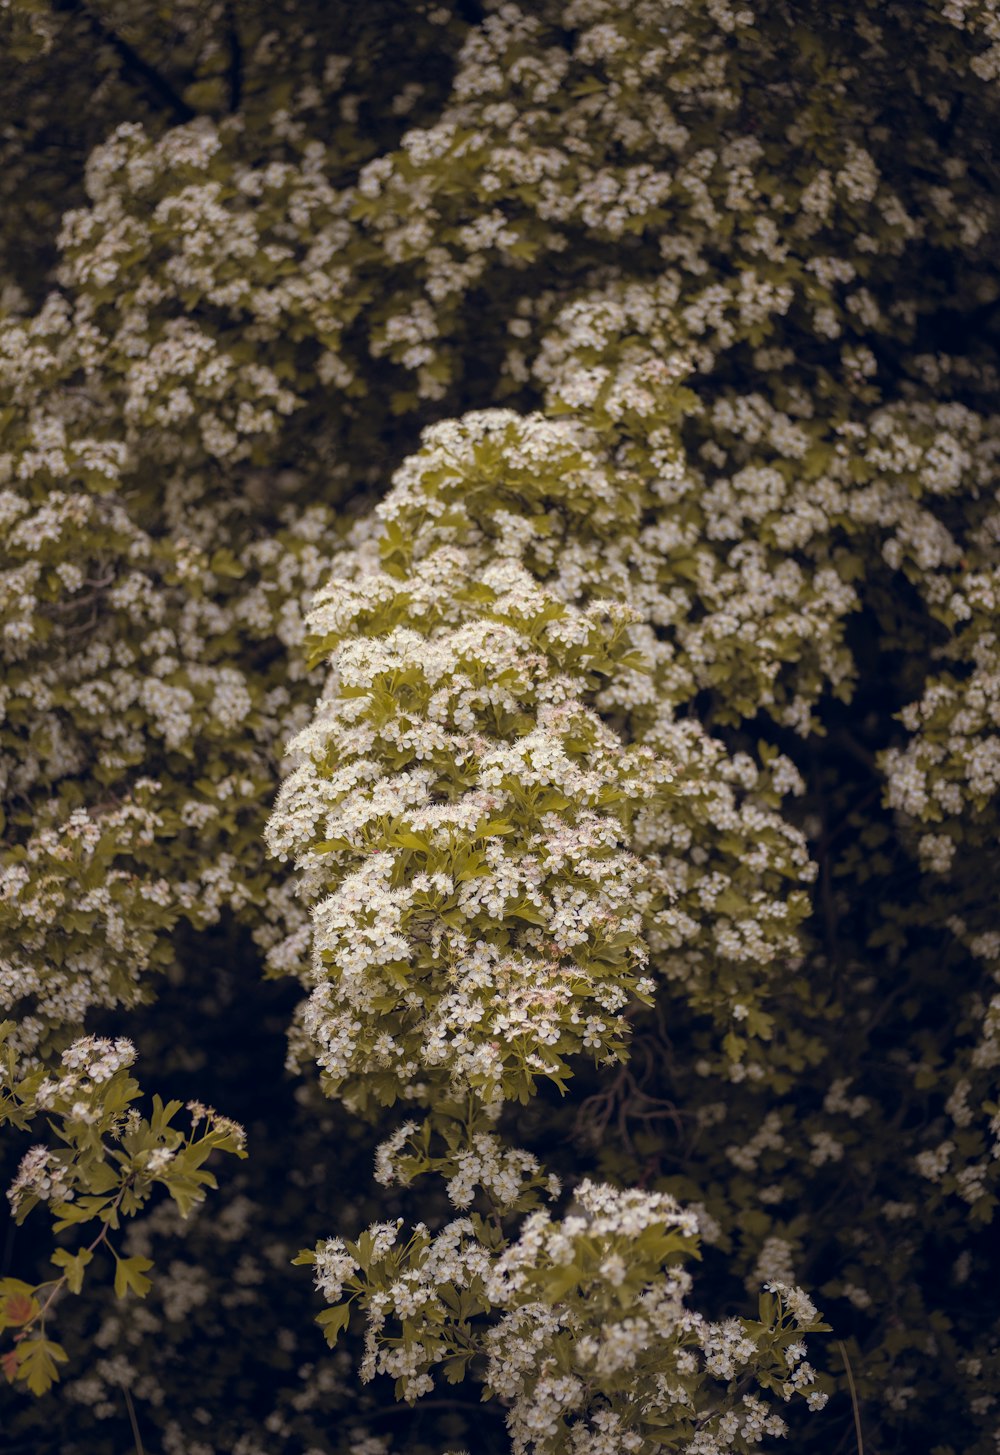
0;1290;39;1331
51;1247;93;1295
441;1356;468;1384
113;1255;153;1300
86;1162;122;1195
16;1337;68;1396
316;1302;351;1347
51;1195;109;1233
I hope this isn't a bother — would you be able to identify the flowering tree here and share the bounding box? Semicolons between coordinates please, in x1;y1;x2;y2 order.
2;2;999;1452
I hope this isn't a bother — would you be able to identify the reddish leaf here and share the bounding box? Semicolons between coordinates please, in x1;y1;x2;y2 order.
3;1294;36;1327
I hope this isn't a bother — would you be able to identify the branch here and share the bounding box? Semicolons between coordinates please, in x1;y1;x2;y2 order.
123;1385;146;1455
14;1185;128;1339
370;1397;502;1420
225;1;242;114
59;0;196;125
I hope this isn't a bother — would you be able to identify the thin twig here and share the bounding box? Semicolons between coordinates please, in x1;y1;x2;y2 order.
21;1187;126;1335
837;1339;864;1455
123;1384;146;1455
369;1396;498;1420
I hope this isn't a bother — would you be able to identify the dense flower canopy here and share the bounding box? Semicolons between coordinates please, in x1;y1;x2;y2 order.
1;2;1000;1453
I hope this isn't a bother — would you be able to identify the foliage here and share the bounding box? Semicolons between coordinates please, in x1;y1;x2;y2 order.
1;1;1000;1452
0;1023;245;1394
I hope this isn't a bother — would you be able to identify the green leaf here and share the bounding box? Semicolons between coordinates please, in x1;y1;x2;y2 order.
150;1095;184;1136
209;547;246;578
539;1263;582;1300
17;1337;68;1396
441;1356;469;1384
316;1303;351;1347
51;1196;110;1233
507;900;547;926
86;1162;122;1195
51;1247;93;1295
0;1278;37;1299
113;1255;153;1300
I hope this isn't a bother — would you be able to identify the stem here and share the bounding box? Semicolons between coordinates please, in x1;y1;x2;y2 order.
123;1384;146;1455
23;1188;126;1335
837;1340;864;1455
370;1397;500;1420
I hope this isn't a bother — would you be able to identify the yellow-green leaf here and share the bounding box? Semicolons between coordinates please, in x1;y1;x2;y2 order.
113;1255;153;1300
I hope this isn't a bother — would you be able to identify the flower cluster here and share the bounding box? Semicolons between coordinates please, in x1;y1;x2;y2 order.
299;1180;827;1455
268;418;690;1109
3;0;1000;1449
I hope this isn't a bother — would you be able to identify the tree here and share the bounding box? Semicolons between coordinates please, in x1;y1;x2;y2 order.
2;2;999;1452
